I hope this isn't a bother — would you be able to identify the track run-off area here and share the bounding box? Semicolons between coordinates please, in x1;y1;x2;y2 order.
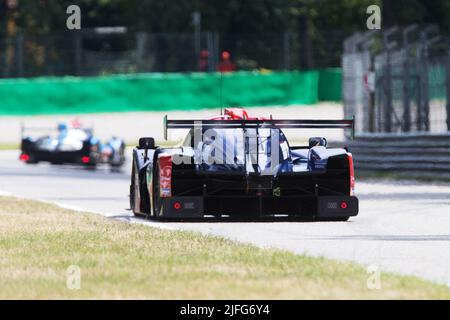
0;149;449;287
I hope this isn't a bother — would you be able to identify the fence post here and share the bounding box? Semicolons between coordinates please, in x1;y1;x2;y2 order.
73;31;82;76
283;32;291;70
419;31;430;131
1;39;5;77
206;32;214;72
192;11;201;71
401;25;418;132
15;34;24;77
136;32;147;72
213;32;220;72
362;35;376;133
383;36;392;132
446;50;450;131
368;62;375;132
402;38;410;132
4;37;13;77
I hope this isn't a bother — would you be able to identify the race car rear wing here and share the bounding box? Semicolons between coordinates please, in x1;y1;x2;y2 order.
163;115;355;140
20;122;94;138
20;123;57;138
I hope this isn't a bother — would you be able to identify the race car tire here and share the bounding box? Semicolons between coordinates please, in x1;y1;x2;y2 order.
110;142;126;168
83;162;97;170
131;156;149;217
25;154;39;164
130;161;139;216
152;161;163;218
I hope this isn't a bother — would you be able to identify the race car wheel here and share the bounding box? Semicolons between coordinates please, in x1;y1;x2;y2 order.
130;161;138;215
130;155;150;216
25;154;39;164
110;142;126;168
131;157;149;217
152;161;163;218
83;163;97;170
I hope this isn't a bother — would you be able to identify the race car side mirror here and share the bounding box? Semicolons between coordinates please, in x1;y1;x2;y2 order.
309;137;327;148
139;137;155;149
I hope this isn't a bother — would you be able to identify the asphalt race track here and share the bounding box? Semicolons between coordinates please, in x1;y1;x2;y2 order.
0;149;449;286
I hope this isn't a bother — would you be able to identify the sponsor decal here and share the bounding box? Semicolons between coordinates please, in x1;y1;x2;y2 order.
280;141;289;160
273;187;281;197
158;154;173;197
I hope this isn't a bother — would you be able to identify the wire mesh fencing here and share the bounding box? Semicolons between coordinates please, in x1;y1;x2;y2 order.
343;27;450;135
0;29;348;78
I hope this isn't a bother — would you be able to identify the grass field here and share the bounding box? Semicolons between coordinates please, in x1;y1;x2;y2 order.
0;143;19;150
0;196;449;299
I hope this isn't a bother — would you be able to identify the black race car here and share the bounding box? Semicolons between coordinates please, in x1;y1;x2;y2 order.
20;122;126;168
130;108;358;220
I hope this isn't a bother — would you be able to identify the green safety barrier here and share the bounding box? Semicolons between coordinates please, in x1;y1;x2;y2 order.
0;70;341;115
318;68;342;102
428;64;446;100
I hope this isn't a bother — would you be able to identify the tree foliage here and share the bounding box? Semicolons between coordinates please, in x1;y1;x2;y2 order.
2;0;449;36
2;0;450;75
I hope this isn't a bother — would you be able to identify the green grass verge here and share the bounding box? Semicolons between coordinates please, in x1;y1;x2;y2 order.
0;143;19;150
0;196;449;299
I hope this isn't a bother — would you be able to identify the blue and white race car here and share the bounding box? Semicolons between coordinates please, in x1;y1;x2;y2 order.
20;121;126;168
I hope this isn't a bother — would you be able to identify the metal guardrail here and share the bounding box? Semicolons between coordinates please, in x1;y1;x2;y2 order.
346;134;450;177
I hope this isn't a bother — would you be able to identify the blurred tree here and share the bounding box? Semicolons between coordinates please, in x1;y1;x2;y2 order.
2;0;450;74
382;0;450;33
5;0;450;40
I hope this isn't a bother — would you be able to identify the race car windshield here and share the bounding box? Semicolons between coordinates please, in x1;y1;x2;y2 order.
192;127;290;174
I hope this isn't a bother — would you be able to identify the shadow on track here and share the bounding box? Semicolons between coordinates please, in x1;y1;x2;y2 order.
110;213;351;223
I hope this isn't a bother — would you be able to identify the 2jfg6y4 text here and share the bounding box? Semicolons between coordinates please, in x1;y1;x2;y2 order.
179;304;270;318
